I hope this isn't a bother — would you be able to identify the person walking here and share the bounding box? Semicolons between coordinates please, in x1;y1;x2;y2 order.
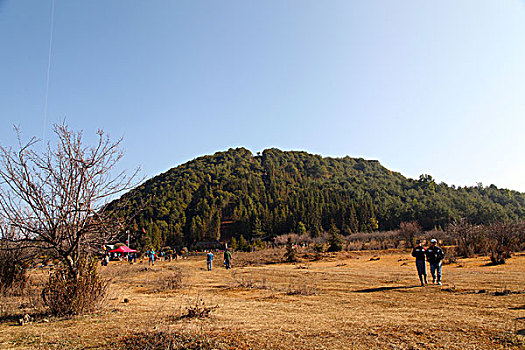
224;248;232;269
148;248;156;266
206;251;214;271
425;239;445;285
411;240;427;286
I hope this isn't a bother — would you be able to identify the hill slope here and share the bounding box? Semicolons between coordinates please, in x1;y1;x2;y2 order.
110;148;525;249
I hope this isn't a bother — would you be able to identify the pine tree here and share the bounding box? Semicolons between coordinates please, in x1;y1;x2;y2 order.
327;223;343;252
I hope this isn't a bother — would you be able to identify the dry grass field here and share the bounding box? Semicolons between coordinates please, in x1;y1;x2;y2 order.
1;248;524;349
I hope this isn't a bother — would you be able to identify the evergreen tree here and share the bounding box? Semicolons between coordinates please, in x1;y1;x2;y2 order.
327;223;343;252
108;147;525;247
284;237;297;262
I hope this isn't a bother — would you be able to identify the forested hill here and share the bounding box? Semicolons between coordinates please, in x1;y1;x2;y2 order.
110;148;525;249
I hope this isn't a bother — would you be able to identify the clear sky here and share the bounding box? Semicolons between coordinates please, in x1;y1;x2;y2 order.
1;1;524;191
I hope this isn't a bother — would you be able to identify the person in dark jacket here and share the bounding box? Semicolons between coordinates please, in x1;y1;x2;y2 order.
425;239;445;285
224;248;232;269
411;240;427;286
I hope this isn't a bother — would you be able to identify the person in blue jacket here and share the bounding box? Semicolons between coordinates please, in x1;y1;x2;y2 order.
206;251;214;271
147;249;156;266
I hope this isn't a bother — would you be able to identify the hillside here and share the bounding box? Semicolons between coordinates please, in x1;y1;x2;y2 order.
110;148;525;249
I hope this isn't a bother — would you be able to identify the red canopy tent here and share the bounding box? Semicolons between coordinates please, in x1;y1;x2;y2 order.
109;245;137;253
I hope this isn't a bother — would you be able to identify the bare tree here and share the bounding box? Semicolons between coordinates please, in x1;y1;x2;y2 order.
399;221;422;248
486;222;519;264
447;218;487;257
0;122;139;277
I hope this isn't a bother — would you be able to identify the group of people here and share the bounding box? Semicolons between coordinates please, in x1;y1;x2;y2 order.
412;238;445;286
206;248;232;271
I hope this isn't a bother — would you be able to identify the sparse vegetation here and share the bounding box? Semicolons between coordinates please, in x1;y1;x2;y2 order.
118;330;228;350
0;243;28;296
151;267;184;292
41;256;108;316
175;297;218;320
0;250;524;349
487;222;520;264
448;219;487;257
399;221;422;248
284;237;298;262
0;123;138;316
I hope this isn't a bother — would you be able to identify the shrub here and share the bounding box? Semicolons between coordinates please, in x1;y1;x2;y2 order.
399;221;422;248
327;224;343;252
0;244;28;296
487;222;519;265
175;297;219;320
41;255;108;316
286;276;318;296
313;243;324;254
237;235;251;252
284;237;297;262
152;268;184;292
119;330;221;350
447;219;487;257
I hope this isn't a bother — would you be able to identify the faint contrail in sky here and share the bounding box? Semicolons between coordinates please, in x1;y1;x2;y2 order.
43;0;55;143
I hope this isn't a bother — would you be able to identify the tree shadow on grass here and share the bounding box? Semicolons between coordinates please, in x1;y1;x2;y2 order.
353;285;420;293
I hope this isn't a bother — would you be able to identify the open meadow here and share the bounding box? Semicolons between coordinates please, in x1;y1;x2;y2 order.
1;248;524;350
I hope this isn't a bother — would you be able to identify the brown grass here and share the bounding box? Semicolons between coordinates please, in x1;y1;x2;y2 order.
0;250;524;349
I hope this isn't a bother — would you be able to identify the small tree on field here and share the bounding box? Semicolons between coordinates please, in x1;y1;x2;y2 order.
238;235;251;252
284;237;297;262
0;123;138;314
327;223;343;252
486;222;519;264
399;221;422;248
230;237;238;251
447;218;486;257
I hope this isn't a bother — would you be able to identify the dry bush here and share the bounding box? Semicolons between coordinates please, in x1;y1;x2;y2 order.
0;248;28;296
118;330;222;350
273;233;311;246
286;275;318;296
231;271;273;290
343;231;399;251
442;246;459;265
231;271;257;289
41;256;108;316
487;222;519;264
170;296;219;321
151;268;184;292
344;239;364;251
447;219;487;257
399;221;422;248
0;272;47;322
517;221;525;252
422;229;454;246
284;237;298;262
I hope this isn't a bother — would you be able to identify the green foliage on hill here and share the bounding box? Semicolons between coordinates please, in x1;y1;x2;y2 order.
109;148;525;249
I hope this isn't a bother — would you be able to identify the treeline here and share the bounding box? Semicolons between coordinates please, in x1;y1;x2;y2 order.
109;148;525;250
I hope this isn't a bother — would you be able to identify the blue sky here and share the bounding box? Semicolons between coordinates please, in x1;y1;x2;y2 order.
1;1;524;191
